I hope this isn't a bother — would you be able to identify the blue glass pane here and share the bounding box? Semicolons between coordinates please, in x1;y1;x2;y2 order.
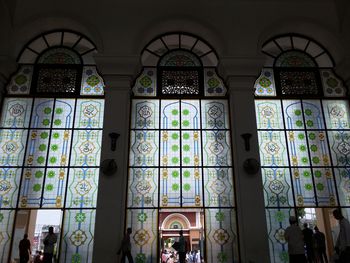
201;100;230;129
255;100;284;129
291;168;315;207
0;168;22;208
0;98;32;128
131;100;159;129
258;131;288;167
202;131;232;166
0;129;27;166
129;131;159;167
30;98;54;128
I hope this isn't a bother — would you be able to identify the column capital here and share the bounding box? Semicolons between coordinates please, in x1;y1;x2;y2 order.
0;56;17;95
94;55;141;77
218;56;265;79
335;57;350;84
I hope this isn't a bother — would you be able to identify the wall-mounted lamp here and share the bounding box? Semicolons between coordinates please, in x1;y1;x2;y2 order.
109;132;120;151
241;133;252;151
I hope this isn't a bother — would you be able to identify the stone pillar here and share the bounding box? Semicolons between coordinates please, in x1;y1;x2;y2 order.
92;55;138;262
219;58;270;263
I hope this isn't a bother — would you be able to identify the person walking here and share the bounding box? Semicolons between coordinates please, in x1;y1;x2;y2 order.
284;216;306;263
302;223;315;263
178;230;186;263
117;227;134;263
43;227;57;263
19;233;31;263
333;209;350;263
313;226;328;263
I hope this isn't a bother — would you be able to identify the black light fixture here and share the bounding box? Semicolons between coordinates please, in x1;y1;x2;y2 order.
109;132;120;151
241;133;252;151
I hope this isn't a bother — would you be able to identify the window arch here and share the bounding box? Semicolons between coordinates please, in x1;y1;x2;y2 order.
0;30;104;263
128;33;238;263
255;34;348;263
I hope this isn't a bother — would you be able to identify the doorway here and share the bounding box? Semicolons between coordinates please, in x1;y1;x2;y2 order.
10;209;63;262
159;209;205;263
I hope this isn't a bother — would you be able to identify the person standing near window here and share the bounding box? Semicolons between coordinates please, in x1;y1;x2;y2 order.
284;216;306;263
333;209;350;262
43;226;57;263
19;233;31;263
178;230;186;263
117;227;134;263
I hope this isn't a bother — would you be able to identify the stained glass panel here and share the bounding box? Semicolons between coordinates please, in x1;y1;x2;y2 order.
323;100;350;129
182;168;202;207
275;51;316;67
205;208;238;263
0;98;33;128
265;208;294;263
307;131;330;166
42;168;68;208
201;100;230;129
0;210;15;263
204;168;235;207
74;99;104;129
159;50;201;67
302;100;325;129
127;209;157;263
312;168;337;206
80;66;104;96
25;130;50;166
161;100;180;129
19;168;45;208
160;131;180;167
262;168;294;208
0;129;27;166
283;100;304;130
38;48;81;64
60;209;95;263
286;131;310;166
321;70;347;97
291;168;315;207
182;131;201;166
66;168;99;208
203;131;232;166
327;131;350;166
6;65;33;95
0;168;22;208
30;99;54;128
131;100;159;129
129;131;159;167
254;69;276;97
70;130;102;167
255;100;284;130
334;168;350;206
204;69;227;97
47;130;72;167
258;131;288;167
128;168;158;208
181;100;200;129
52;99;76;129
160;168;181;207
132;68;157;97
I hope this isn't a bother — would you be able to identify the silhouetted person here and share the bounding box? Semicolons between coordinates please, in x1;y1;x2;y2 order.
284;216;306;263
313;226;327;263
178;230;186;263
333;209;350;263
302;223;315;262
117;227;134;263
43;226;57;263
19;233;31;263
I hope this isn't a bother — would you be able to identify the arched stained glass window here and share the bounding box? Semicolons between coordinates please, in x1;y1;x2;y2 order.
255;34;348;263
128;33;238;263
0;30;104;263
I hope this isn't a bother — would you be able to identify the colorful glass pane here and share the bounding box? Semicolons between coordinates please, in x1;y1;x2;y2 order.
129;131;159;167
159;50;201;67
66;168;99;208
254;69;276;96
0;98;32;128
38;47;81;64
42;168;68;208
161;100;180;129
327;131;350;166
307;131;330;166
262;168;294;208
47;130;72;167
283;100;304;129
0;129;27;166
275;51;316;67
258;131;288;167
182;168;202;207
160;168;181;207
80;66;104;96
182;131;201;166
25;130;50;166
128;168;158;208
312;168;337;206
0;210;15;263
160;131;180;167
70;130;102;167
131;100;159;129
334;168;350;206
30;99;54;128
0;168;22;208
302;100;325;129
265;208;294;263
286;130;310;166
127;209;157;263
203;131;232;166
291;168;315;207
74;99;104;129
321;70;347;97
181;100;200;129
52;99;76;129
6;65;33;95
60;209;95;263
323;100;350;129
19;168;45;208
204;69;227;97
255;100;284;130
201;100;230;129
132;68;157;97
204;168;235;207
205;208;238;263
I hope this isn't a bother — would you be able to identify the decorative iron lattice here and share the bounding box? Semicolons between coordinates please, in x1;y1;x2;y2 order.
279;71;319;95
37;68;78;93
161;70;200;95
